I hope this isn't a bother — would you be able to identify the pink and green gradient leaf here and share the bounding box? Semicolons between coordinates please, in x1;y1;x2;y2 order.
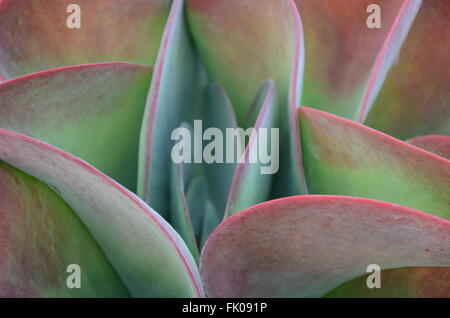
407;135;450;160
0;129;203;297
0;162;129;297
0;0;170;79
296;0;420;120
187;0;307;198
365;0;450;139
138;0;205;218
299;107;450;220
201;195;450;297
225;80;277;218
0;62;152;192
326;267;450;297
186;0;303;126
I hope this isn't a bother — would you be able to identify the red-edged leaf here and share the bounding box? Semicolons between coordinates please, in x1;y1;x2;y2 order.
357;0;422;121
224;80;277;218
187;0;303;125
296;0;420;120
407;135;450;160
365;0;450;139
138;0;204;218
0;162;128;297
201;195;450;297
187;0;307;197
0;129;203;297
0;63;152;192
0;0;170;79
299;107;450;220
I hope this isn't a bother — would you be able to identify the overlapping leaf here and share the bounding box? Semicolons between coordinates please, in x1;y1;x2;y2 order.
0;129;203;297
296;0;420;120
0;162;128;297
407;135;450;160
365;0;450;139
299;107;450;220
0;63;152;192
225;80;277;217
138;0;204;218
201;196;450;297
0;0;170;79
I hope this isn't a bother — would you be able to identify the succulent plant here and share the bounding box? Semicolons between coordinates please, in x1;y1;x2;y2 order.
0;0;449;298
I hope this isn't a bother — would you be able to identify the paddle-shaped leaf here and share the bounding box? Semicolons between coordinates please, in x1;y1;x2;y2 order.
138;0;204;218
0;162;128;297
0;63;152;192
0;129;203;297
187;0;307;197
299;107;450;220
201;195;450;297
0;0;170;79
365;0;450;139
296;0;420;120
407;135;450;160
187;0;303;125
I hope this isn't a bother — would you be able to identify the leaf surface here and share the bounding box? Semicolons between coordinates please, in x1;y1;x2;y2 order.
0;129;203;297
0;0;170;78
138;0;204;217
0;162;129;297
201;196;450;297
299;107;450;220
296;0;420;120
365;0;450;139
0;62;152;192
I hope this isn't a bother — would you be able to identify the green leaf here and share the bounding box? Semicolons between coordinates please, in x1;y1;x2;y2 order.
187;0;303;126
185;175;212;242
297;0;420;120
201;195;450;297
0;0;170;79
187;0;307;198
299;107;450;220
365;0;450;139
0;129;203;297
200;201;221;248
0;162;129;297
138;0;205;218
201;83;238;215
356;0;422;122
224;80;277;218
170;160;200;262
0;63;152;192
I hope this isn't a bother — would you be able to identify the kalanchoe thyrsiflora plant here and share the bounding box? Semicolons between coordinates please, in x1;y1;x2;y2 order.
0;0;449;298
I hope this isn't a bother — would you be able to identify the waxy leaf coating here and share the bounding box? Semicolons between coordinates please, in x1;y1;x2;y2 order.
0;162;128;297
0;62;152;192
201;196;450;297
0;129;203;297
299;107;450;220
365;0;450;139
138;0;204;218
